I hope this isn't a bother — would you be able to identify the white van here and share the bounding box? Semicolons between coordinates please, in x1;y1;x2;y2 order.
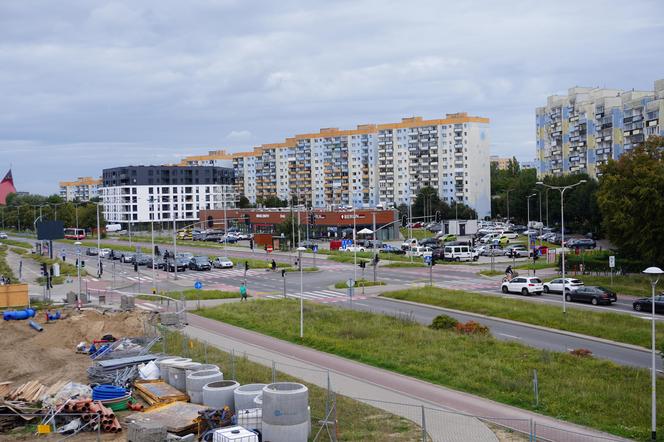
444;245;475;262
407;246;433;257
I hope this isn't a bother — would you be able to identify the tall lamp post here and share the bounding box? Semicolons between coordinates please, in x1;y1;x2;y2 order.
505;189;512;222
526;193;536;274
536;179;586;313
297;246;306;338
643;266;663;442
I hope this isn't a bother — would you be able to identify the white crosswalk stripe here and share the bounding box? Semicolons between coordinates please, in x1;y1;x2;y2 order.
265;289;354;303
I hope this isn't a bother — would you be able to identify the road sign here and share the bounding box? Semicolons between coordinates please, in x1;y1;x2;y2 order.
312;245;318;253
609;256;615;268
266;246;273;253
347;278;354;288
194;280;203;290
424;255;432;265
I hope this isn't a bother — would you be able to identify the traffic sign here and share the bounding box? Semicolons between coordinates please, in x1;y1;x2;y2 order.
266;246;273;253
347;278;354;288
609;256;615;268
312;245;318;253
194;280;203;290
424;255;432;265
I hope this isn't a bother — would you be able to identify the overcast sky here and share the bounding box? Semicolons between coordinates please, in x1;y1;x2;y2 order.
1;0;663;194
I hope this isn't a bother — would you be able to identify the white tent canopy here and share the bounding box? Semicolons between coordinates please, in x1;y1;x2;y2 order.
357;228;374;235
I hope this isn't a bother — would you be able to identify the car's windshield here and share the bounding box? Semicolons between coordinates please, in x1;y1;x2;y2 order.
193;257;208;262
219;257;230;261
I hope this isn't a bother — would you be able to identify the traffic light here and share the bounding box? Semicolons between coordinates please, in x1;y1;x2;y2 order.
401;215;408;227
81;260;85;268
244;213;250;226
309;212;315;225
281;269;286;277
134;262;138;272
435;211;442;223
249;239;254;250
373;255;380;265
244;261;249;272
41;263;48;276
359;261;366;269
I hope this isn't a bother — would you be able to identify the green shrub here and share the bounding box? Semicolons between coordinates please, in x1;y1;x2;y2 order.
429;314;459;330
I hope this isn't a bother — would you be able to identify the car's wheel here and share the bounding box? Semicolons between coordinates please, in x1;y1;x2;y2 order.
565;293;572;302
543;286;550;294
634;303;642;312
521;288;529;296
591;298;599;305
501;285;508;294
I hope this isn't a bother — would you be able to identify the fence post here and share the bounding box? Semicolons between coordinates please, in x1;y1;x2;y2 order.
272;361;276;383
204;341;208;364
529;418;533;442
533;420;537;441
325;370;331;421
161;332;166;354
421;405;427;442
231;349;236;380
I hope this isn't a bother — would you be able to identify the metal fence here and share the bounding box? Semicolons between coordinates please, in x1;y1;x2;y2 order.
0;412;103;441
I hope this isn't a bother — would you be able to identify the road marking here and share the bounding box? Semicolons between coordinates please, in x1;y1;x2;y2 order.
354;302;371;307
497;333;522;340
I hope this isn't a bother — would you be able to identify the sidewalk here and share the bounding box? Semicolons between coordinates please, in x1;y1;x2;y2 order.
183;315;629;442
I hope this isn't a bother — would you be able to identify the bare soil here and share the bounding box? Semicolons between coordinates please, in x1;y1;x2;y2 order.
0;308;151;386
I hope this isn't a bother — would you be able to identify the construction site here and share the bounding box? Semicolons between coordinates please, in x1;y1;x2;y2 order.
0;297;346;442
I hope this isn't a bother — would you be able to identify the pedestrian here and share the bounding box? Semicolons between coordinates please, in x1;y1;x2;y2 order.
155;245;160;257
61;254;66;262
98;260;104;278
239;283;247;302
271;259;277;272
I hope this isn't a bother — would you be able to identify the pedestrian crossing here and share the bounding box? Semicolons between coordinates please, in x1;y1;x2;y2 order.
264;289;366;304
115;269;265;283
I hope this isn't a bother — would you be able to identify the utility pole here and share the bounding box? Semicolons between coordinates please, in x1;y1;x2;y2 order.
372;211;377;283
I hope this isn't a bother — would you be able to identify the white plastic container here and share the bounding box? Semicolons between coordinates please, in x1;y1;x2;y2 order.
236;408;262;432
212;426;258;442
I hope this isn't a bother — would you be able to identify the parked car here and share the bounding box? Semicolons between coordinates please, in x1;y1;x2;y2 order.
401;238;419;250
432;247;446;261
189;256;212;271
427;223;442;232
380;244;406;255
300;240;319;250
119;253;134;264
212;256;234;269
133;253;152;266
98;248;112;259
108;250;122;260
443;244;477;262
150;256;165;269
177;252;194;261
503;245;528;258
438;234;457;243
344;245;366;253
0;232;7;239
164;257;189;272
566;286;616;305
501;276;544;296
419;238;438;247
408;246;433;257
501;230;519;239
85;247;99;256
218;235;239;244
633;295;664;313
479;233;499;244
569;238;596;249
543;278;584;294
477;244;503;256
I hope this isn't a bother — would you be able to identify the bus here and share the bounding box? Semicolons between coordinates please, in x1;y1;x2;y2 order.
64;228;86;240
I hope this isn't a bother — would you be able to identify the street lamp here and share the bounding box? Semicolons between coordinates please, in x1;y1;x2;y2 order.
297;246;306;338
536;179;586;313
643;266;663;442
505;189;512;222
526;193;536;275
74;241;82;306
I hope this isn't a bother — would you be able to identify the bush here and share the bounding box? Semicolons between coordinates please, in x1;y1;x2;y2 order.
569;348;593;357
561;250;650;274
455;320;491;336
429;314;459;330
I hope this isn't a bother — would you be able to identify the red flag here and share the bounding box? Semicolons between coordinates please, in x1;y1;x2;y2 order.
0;169;16;205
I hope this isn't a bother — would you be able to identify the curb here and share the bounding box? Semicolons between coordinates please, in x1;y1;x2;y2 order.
378;296;654;354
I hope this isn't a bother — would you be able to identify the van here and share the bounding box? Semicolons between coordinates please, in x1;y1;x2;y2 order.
444;245;474;262
407;246;433;257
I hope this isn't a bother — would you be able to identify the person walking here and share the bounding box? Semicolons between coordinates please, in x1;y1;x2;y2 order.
271;259;277;272
239;283;248;301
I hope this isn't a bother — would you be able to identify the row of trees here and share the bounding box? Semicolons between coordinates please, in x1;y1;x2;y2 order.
1;193;105;232
397;186;477;222
490;158;601;236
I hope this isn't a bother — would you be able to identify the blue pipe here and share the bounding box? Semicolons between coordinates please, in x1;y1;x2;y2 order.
3;308;36;321
28;320;43;332
92;385;127;400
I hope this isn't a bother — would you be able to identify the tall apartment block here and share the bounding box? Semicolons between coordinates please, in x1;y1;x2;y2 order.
100;165;234;227
536;79;664;178
180;113;491;218
58;177;101;202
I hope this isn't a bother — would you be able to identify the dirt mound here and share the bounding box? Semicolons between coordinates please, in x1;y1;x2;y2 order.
0;309;153;386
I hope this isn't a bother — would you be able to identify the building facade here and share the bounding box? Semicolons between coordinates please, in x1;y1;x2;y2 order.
58;177;101;202
100;165;234;227
490;156;511;170
536;79;664;178
180;113;491;218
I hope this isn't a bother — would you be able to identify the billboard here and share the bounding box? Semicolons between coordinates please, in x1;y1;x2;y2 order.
36;221;64;240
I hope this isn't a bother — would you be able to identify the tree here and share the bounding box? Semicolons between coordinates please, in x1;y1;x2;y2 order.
238;196;252;209
275;214;297;247
596;136;664;264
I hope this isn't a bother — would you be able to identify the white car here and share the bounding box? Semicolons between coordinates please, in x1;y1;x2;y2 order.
98;248;112;258
501;231;519;239
543;278;584;294
212;256;234;269
501;276;544;296
344;245;366;253
401;238;419;250
480;233;500;244
0;232;7;239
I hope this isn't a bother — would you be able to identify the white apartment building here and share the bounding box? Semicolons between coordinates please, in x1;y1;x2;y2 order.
100;165;235;228
58;177;101;202
180;113;491;217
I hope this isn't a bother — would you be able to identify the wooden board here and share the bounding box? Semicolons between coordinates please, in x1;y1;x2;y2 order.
134;381;188;406
0;284;29;308
125;401;208;433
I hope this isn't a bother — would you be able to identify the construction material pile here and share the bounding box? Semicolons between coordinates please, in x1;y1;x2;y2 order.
87;354;159;387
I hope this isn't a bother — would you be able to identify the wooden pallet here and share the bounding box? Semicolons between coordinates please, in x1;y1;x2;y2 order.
134;380;188;406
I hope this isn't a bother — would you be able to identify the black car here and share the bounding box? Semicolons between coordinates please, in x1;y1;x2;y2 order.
164;257;189;272
566;286;617;305
633;295;664;313
189;256;212;271
431;248;445;261
133;253;152;266
419;238;438;247
571;238;596;249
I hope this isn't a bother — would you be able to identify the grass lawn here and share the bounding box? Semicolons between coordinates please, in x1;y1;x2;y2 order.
478;270;503;276
383;262;426;268
319;249;416;263
9;247;28;255
514;260;558;270
381;286;664;349
0;246;16;280
58;239;152;254
284;266;319;273
334;279;386;289
27;253;87;278
161;328;421;441
196;299;662;440
326;254;371;264
399;228;433;241
140;289;242;301
0;238;32;249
